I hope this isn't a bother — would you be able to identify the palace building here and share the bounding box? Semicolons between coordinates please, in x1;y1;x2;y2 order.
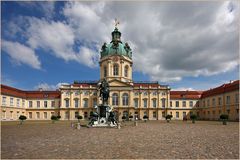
0;27;239;121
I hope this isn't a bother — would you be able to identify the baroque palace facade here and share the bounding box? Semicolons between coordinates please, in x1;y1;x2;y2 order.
1;27;239;121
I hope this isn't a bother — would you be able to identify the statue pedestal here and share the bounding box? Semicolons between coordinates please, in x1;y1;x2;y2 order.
90;105;117;128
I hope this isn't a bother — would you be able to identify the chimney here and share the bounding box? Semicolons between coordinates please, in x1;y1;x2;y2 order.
39;88;43;91
229;80;232;83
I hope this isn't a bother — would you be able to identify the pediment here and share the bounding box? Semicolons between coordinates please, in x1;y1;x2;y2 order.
108;79;133;87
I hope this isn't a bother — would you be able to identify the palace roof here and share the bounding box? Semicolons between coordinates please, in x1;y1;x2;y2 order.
1;84;60;99
201;80;239;98
170;91;203;99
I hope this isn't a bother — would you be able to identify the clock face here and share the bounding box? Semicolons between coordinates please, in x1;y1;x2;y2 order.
113;56;118;62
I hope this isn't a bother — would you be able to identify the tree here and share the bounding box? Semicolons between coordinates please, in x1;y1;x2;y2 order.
165;114;173;123
76;115;83;123
143;115;148;122
51;115;58;123
19;115;27;125
220;114;229;125
190;114;197;123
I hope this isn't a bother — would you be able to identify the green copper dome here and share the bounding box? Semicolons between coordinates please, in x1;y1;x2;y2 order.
100;28;132;59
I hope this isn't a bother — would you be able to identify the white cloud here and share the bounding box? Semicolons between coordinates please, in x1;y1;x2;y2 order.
3;1;239;82
34;82;69;90
172;87;195;91
25;17;99;68
2;40;41;69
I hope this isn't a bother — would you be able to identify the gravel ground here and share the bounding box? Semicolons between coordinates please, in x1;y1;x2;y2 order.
1;120;239;159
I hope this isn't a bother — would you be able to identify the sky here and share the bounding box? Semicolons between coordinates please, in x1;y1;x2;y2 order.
1;1;239;91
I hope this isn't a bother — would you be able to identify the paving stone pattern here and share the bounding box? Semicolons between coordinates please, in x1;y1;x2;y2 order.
1;121;239;159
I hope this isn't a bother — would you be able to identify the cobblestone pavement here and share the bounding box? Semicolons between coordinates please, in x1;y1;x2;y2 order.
1;120;239;159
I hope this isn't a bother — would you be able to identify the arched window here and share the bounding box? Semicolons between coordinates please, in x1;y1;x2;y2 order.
124;65;128;77
122;93;129;106
113;64;119;76
83;98;88;108
103;66;107;77
112;93;119;106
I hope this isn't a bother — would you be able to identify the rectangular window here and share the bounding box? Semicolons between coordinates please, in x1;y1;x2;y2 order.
235;94;239;103
93;99;97;107
75;91;80;96
152;99;157;108
143;99;147;108
162;99;166;108
17;99;20;107
144;111;147;116
65;111;69;119
29;101;33;108
153;111;156;118
29;112;32;119
22;100;25;107
162;111;165;118
44;112;47;119
226;96;230;105
2;111;6;119
176;112;179;118
183;101;186;107
37;101;40;108
74;99;78;108
75;111;79;118
189;101;193;107
44;101;48;108
83;99;88;108
10;111;13;119
84;91;89;96
144;92;148;96
203;100;205;107
207;99;210;106
134;92;139;96
10;97;14;106
134;99;138;108
218;97;222;106
17;111;20;119
176;101;179;107
170;101;172;107
219;110;221;115
36;112;40;119
2;97;6;106
104;66;107;77
51;101;55;108
65;99;69;108
212;98;216;107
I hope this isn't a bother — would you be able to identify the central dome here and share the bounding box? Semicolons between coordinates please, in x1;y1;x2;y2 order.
100;28;132;59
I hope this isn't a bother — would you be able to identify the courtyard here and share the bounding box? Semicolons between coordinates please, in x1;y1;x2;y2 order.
1;120;239;159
